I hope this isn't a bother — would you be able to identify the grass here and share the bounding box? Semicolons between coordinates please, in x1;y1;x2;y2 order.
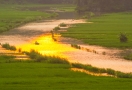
0;55;132;90
16;4;76;12
0;4;132;89
61;12;132;48
23;50;132;78
0;4;75;33
26;4;75;12
0;55;15;63
0;4;54;33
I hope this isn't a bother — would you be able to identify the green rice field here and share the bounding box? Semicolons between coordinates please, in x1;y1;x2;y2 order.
0;4;132;90
0;5;52;33
61;12;132;48
0;55;132;90
0;4;75;33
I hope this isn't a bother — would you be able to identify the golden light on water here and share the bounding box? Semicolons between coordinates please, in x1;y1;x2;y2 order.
16;34;76;58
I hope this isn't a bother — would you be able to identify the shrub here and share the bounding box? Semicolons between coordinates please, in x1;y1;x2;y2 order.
1;43;16;51
53;26;60;31
35;41;39;45
18;48;22;53
59;23;67;27
119;33;128;43
71;63;132;78
50;12;59;18
116;71;132;78
88;66;100;73
24;50;47;62
25;50;69;64
10;46;16;51
35;55;47;62
47;56;69;64
99;68;107;73
107;69;116;75
71;44;81;49
71;63;102;73
27;49;41;59
71;63;84;69
102;52;106;55
2;43;10;50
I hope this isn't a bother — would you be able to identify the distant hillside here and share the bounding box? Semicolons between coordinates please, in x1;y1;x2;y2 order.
0;0;74;4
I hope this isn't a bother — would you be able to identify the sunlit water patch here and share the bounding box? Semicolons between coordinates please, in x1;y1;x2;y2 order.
16;34;76;58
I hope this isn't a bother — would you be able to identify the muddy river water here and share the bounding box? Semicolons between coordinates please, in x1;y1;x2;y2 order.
0;19;132;73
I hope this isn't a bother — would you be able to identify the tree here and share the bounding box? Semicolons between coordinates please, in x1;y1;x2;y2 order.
76;0;132;14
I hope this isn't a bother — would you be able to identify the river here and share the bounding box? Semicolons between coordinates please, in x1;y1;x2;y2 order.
0;19;132;73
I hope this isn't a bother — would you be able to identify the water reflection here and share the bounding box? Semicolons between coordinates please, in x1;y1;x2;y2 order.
16;34;76;58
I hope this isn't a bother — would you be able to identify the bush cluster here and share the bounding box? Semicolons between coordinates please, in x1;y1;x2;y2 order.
59;23;67;27
72;63;132;78
72;63;106;73
1;43;16;51
71;44;81;49
53;26;60;31
119;33;128;43
25;50;69;64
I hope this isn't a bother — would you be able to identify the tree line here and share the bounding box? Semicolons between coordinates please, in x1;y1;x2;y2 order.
0;0;74;4
76;0;132;14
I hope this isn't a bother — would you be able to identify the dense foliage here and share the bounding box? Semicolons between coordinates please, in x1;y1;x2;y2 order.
76;0;132;14
0;0;74;4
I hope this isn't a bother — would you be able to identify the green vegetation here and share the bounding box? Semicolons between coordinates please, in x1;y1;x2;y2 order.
0;4;52;33
120;50;132;60
58;6;75;12
124;54;132;60
1;43;16;51
61;12;132;48
1;55;132;90
59;23;67;27
24;49;69;64
16;4;76;12
76;0;132;13
72;63;132;78
0;55;15;63
71;44;81;49
0;4;75;33
0;2;132;89
53;26;60;31
119;33;128;43
0;0;74;5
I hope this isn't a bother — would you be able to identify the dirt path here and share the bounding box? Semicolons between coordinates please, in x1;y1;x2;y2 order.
0;19;132;73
